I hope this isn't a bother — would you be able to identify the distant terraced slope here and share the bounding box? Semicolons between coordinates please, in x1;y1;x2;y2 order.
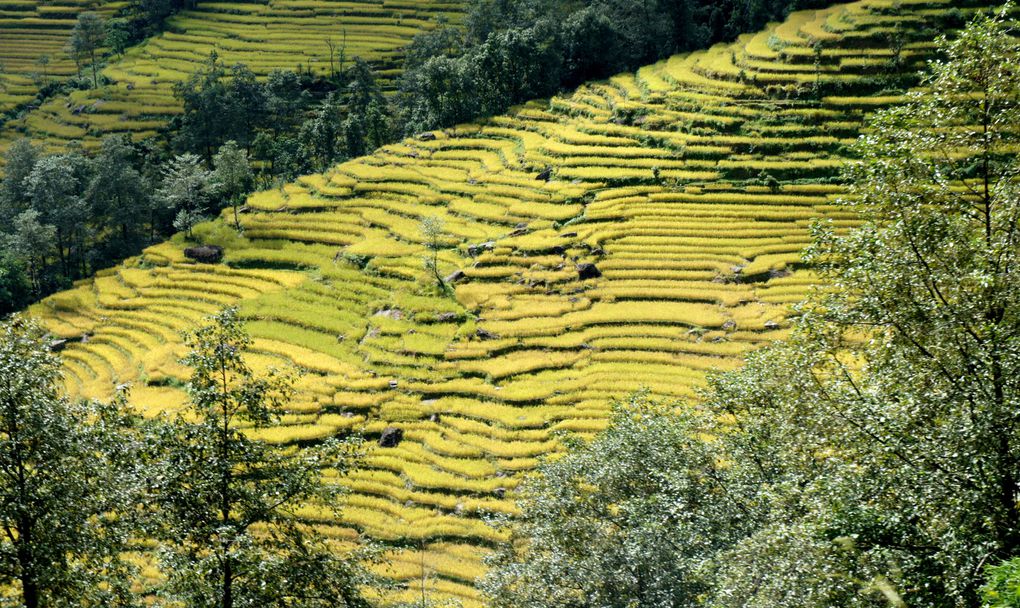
31;0;990;604
0;0;119;115
1;0;463;156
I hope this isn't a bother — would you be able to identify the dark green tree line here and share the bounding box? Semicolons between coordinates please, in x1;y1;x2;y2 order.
397;0;832;133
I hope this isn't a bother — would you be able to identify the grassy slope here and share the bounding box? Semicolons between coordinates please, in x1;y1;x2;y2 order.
0;0;463;157
31;0;990;604
0;0;121;116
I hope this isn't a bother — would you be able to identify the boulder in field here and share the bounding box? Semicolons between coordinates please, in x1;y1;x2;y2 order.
379;427;404;448
476;328;498;341
467;241;496;257
576;263;601;280
184;245;224;264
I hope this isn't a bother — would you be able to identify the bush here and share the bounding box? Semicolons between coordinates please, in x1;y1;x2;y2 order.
983;558;1020;608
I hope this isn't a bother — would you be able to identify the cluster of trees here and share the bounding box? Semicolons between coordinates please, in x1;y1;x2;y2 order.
484;7;1020;607
0;136;255;312
171;53;391;176
0;49;396;313
395;0;827;132
0;308;374;608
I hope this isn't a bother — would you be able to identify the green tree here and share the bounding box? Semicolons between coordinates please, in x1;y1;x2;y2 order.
105;17;131;56
227;64;267;151
173;53;235;162
983;558;1020;608
157;153;211;237
404;20;463;69
341;59;391;158
211;141;254;229
0;139;39;223
0;316;142;608
419;216;449;292
25;153;89;278
298;92;344;171
482;394;738;608
264;69;306;135
2;210;56;296
398;55;479;133
68;12;105;87
150;307;375;608
0;254;31;315
87;135;150;245
711;5;1020;604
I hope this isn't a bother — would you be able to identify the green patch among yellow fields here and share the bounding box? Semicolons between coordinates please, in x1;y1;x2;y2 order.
30;0;991;604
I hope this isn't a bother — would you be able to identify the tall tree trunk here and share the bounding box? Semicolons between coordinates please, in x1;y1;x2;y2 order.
89;50;98;88
21;570;39;608
16;515;38;608
55;228;67;278
222;557;233;608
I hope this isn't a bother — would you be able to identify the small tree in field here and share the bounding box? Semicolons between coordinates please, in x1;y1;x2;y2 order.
68;12;105;87
151;307;375;608
211;141;254;230
420;216;447;291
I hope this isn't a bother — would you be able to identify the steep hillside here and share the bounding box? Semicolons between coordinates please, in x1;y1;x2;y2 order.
31;0;985;604
0;0;463;156
0;0;119;115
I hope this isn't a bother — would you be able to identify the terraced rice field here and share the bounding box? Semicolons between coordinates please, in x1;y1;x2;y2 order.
0;0;119;116
0;0;463;156
31;0;990;604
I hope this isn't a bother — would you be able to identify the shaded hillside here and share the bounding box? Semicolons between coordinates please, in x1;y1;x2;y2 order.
31;0;988;604
0;0;463;156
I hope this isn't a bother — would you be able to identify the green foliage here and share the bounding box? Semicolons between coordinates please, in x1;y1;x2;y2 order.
187;219;251;250
0;316;142;608
88;135;151;245
983;558;1020;608
0;139;39;221
105;17;131;56
484;6;1020;607
405;21;464;69
158;153;212;237
399;55;480;134
149;307;375;608
341;59;392;159
420;216;448;291
482;393;734;607
2;210;56;295
0;254;30;316
211;141;254;229
173;54;248;162
67;12;105;88
398;0;822;131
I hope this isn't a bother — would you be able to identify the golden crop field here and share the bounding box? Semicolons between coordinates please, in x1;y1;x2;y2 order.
29;0;990;604
0;0;120;115
0;0;463;156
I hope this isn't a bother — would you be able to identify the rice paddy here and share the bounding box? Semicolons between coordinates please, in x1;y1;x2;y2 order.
28;0;989;604
0;0;119;116
0;0;463;156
